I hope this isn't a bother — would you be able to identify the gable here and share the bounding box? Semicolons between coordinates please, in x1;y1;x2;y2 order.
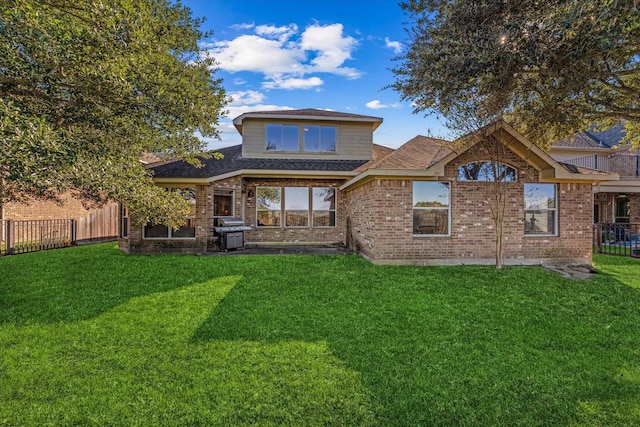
341;120;618;191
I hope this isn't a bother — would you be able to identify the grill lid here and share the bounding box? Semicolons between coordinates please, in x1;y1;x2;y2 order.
216;216;245;226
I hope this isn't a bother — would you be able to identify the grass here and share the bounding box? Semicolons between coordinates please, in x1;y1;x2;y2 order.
1;244;639;426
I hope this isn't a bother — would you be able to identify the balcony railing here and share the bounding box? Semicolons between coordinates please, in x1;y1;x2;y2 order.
563;154;640;178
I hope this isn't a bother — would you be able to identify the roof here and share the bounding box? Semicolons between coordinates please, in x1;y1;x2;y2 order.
232;108;383;134
552;123;627;149
150;144;368;182
341;120;619;190
356;135;450;172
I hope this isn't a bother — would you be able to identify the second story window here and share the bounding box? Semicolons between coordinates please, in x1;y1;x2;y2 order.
304;125;336;152
266;124;299;151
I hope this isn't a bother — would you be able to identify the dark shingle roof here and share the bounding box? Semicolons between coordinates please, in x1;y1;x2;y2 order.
150;145;369;179
237;108;382;120
552;123;626;148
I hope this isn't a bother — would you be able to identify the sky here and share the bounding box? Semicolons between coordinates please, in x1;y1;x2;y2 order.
181;0;449;150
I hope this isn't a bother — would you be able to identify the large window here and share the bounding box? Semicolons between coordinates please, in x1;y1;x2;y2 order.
266;124;299;151
257;187;282;227
265;124;337;153
313;188;336;227
256;186;337;228
143;188;196;239
304;126;337;152
285;187;309;227
524;184;557;235
413;181;450;236
458;161;517;181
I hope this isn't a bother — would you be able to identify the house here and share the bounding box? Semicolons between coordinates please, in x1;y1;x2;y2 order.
547;124;640;225
119;109;616;265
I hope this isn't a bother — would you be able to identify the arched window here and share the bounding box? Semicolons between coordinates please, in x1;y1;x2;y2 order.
458;161;517;182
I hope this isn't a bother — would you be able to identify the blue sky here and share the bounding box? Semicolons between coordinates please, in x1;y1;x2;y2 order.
182;0;448;149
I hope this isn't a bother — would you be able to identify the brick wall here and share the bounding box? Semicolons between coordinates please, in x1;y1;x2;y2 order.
3;193;94;220
346;143;594;265
241;177;347;244
120;185;208;254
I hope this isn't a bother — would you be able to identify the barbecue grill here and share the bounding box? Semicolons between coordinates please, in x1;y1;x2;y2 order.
214;217;252;250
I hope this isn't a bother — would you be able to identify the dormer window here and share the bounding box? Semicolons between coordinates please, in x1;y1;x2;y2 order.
458;161;517;182
304;125;336;152
265;123;337;153
266;124;299;151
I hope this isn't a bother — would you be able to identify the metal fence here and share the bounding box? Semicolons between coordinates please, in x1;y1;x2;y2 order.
1;219;74;255
593;223;640;257
0;204;119;256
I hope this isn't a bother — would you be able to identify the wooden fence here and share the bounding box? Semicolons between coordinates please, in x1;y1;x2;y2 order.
0;204;118;256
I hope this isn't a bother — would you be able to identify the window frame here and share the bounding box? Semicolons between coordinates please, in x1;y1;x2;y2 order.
265;124;300;152
284;187;310;227
142;187;197;240
312;187;337;227
255;186;338;228
120;204;129;238
412;181;451;237
523;183;558;237
458;161;518;182
213;188;235;218
303;125;337;153
256;186;282;228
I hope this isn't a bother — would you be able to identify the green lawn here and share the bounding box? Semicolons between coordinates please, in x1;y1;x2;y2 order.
1;244;639;426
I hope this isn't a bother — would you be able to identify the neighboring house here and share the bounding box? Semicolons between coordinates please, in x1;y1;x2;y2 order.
548;124;640;224
119;109;616;266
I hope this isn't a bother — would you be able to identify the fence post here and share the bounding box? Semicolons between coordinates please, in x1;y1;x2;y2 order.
6;219;14;255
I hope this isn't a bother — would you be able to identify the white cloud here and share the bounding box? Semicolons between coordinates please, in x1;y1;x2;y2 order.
255;24;298;42
228;90;265;105
300;24;361;78
203;35;306;75
366;100;402;110
203;22;362;89
385;37;402;54
262;76;323;90
230;23;255;31
366;100;387;109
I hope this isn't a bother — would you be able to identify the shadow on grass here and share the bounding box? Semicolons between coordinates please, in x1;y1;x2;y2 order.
0;273;375;426
2;245;639;425
193;257;640;426
0;243;251;325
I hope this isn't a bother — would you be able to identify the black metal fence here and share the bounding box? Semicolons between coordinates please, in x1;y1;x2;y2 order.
593;223;640;257
1;219;74;255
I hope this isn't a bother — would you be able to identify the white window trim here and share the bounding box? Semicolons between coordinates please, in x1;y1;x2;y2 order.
523;183;558;237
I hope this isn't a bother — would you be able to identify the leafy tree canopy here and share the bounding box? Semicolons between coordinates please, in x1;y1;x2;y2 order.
392;0;639;148
0;0;227;227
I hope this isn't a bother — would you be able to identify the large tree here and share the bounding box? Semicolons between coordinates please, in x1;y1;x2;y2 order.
392;0;640;147
0;0;227;227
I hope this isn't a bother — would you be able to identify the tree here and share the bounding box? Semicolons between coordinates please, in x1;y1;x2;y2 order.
391;0;640;148
0;0;227;227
